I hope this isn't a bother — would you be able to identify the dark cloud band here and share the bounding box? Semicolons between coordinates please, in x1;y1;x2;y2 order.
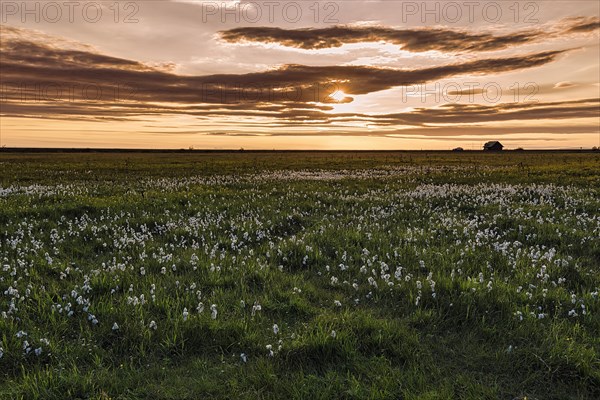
219;17;599;52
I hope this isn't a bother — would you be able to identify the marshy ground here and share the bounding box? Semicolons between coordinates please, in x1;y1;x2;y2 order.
0;151;599;399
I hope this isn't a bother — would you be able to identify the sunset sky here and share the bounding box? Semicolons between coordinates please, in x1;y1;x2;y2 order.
1;0;599;149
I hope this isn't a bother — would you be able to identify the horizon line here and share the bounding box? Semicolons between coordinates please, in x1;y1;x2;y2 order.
2;147;599;154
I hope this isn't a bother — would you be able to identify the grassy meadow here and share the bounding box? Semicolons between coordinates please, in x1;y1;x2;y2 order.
0;151;599;399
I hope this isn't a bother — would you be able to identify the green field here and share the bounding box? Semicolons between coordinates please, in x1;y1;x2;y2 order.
1;151;599;399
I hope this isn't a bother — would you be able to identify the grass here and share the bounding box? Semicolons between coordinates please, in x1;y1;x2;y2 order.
0;151;599;399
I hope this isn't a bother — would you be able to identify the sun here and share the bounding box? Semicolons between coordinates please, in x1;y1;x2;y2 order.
329;90;347;102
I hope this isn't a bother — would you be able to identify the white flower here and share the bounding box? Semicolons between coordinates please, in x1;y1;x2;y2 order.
112;322;119;331
16;331;27;338
183;308;189;321
210;304;218;320
330;330;337;338
0;347;3;359
240;353;248;363
273;324;279;335
149;320;157;330
266;344;274;357
34;347;42;356
333;300;342;307
251;302;261;316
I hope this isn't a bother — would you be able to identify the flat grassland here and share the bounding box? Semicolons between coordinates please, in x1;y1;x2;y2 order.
1;151;599;399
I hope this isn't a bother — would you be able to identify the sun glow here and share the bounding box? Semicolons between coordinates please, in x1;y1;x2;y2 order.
329;90;347;102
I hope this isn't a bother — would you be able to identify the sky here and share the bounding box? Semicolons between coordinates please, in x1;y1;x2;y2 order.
1;0;599;150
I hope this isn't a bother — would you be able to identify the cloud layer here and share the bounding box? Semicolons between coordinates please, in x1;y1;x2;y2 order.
1;21;598;141
1;25;570;109
219;17;599;52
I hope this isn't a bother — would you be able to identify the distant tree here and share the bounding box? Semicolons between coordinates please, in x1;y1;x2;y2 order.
514;147;525;151
592;146;598;151
483;141;503;151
